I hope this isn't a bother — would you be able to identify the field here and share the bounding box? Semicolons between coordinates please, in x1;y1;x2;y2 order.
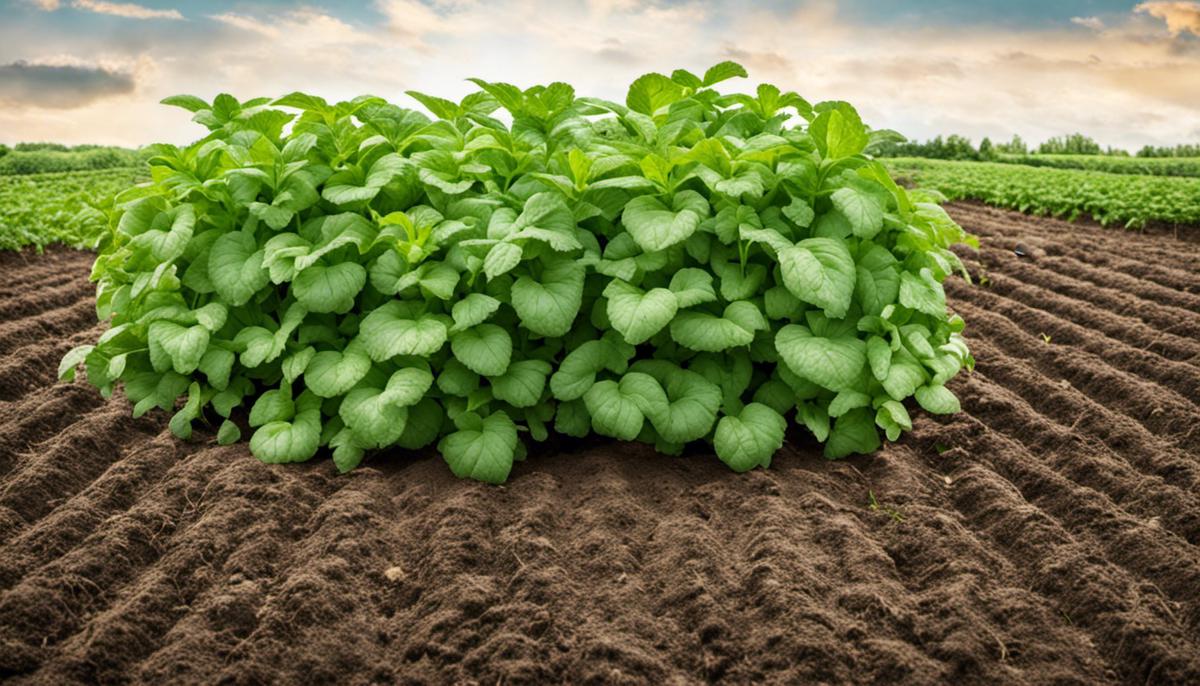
887;158;1200;229
995;154;1200;178
1;201;1198;684
0;168;144;251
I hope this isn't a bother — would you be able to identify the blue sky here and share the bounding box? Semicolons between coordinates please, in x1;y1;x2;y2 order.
1;0;1197;149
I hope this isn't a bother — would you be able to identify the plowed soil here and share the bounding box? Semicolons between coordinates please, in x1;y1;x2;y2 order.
1;203;1198;685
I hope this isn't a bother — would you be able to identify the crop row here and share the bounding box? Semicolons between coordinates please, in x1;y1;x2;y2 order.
996;154;1200;178
886;158;1200;229
0;167;146;251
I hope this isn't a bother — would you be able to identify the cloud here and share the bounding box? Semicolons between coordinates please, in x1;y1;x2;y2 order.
1070;16;1105;31
1136;1;1200;36
0;60;136;108
210;9;379;47
28;0;183;19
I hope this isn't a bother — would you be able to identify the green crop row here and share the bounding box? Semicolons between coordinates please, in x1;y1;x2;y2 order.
0;167;147;251
885;158;1200;229
995;154;1200;178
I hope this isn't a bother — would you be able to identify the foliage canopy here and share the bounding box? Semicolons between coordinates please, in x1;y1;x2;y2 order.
62;63;974;482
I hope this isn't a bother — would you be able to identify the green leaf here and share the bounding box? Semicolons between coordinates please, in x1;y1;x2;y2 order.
490;359;552;408
775;325;866;392
626;72;686;115
714;403;787;472
702;61;748;86
809;103;868;159
831;186;884;239
605;279;678;345
58;345;94;381
646;368;721;444
450;323;513;377
209;231;269;307
915;384;961;414
855;244;900;316
668;268;718;308
549;339;627;401
899;268;946;317
292;262;366;314
148;321;210;375
250;395;322;464
450;293;502;332
323;153;408;206
670;301;765;352
824;408;880;459
621;190;709;253
217;419;241;445
484;241;523;279
439;412;519;484
304;339;371;398
583;374;666;441
340;368;432;448
358;302;448;361
511;259;584;337
780;238;856;318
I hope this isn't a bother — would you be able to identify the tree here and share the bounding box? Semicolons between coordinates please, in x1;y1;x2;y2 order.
978;137;995;161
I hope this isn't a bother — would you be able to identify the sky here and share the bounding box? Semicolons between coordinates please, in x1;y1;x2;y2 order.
0;0;1198;151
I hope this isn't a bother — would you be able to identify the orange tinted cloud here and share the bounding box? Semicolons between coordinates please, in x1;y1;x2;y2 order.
1136;1;1200;35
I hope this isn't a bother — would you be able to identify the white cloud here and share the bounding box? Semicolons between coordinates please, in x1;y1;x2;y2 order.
1070;16;1105;31
1136;1;1200;36
72;0;183;20
209;9;374;45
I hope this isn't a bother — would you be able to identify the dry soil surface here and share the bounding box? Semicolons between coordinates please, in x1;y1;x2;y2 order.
0;203;1198;685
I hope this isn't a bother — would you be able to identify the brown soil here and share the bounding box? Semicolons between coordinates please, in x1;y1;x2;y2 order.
1;208;1198;685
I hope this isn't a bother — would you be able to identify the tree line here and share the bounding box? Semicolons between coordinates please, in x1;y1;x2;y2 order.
874;133;1199;160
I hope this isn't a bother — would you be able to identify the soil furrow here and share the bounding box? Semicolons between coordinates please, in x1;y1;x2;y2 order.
0;404;158;549
0;325;103;403
0;431;178;592
0;297;97;358
948;280;1200;406
910;418;1200;683
953;364;1200;545
0;384;104;478
956;310;1200;482
947;202;1200;269
963;269;1200;366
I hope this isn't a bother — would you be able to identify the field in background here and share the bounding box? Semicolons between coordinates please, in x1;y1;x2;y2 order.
0;168;145;251
994;154;1200;178
886;158;1200;229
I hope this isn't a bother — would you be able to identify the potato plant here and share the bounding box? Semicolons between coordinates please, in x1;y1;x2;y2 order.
61;62;974;483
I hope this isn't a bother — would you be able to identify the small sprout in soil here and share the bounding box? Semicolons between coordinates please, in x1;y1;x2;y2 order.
867;490;905;523
1040;333;1052;344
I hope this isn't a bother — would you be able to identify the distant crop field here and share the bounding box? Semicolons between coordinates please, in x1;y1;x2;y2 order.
886;158;1200;229
0;167;145;251
995;154;1200;178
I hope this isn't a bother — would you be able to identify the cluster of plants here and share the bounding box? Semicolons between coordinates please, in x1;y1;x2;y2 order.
60;63;975;483
886;158;1200;229
0;168;145;251
994;154;1200;178
0;145;142;176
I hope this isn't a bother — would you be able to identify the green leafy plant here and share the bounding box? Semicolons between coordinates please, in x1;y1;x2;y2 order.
60;63;975;483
